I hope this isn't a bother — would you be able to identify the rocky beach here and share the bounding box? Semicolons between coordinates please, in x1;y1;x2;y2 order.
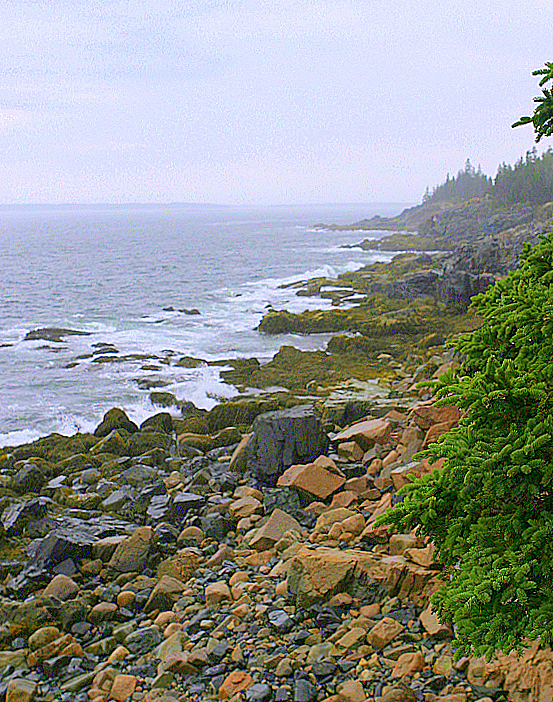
1;198;552;702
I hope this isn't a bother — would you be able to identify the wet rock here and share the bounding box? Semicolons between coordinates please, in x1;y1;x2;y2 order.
24;327;91;342
94;408;139;437
246;405;329;485
140;412;174;434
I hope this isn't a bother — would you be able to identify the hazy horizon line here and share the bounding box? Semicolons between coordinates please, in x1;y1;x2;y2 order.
0;200;416;210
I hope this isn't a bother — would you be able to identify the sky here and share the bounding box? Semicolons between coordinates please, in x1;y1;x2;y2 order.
0;0;552;205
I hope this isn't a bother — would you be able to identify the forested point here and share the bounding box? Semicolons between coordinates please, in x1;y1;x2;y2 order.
423;147;553;207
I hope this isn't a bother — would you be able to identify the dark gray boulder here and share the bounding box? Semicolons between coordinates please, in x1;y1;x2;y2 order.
246;405;328;485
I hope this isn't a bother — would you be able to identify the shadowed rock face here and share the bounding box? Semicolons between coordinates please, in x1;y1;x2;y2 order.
246;405;329;485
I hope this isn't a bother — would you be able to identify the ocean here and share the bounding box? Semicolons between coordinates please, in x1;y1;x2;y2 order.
0;202;409;446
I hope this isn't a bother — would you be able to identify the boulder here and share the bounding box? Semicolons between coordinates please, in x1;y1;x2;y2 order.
140;412;174;434
218;670;253;699
157;550;199;581
419;605;451;638
2;497;51;536
205;581;232;606
337;441;364;462
6;679;37;702
287;546;439;607
228;434;250;473
332;418;391;451
11;461;45;494
277;456;346;500
42;574;79;601
9;515;126;597
367;617;404;648
246;405;329;484
108;526;158;573
94;408;139;437
110;675;137;702
250;509;302;551
422;420;458;447
145;575;188;613
410;404;460;431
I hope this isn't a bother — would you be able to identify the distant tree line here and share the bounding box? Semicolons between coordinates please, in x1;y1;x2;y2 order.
423;159;492;204
423;148;553;206
494;147;553;205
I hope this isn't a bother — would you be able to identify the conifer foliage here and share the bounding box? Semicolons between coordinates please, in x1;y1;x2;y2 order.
378;233;553;657
513;62;553;142
423;159;492;204
494;147;553;205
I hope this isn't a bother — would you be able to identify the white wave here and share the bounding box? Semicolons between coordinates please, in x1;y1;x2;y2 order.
0;428;45;447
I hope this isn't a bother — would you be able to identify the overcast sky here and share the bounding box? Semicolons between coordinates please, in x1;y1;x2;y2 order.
0;0;551;205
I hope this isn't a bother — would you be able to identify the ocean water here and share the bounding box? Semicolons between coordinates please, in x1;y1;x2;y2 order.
0;202;409;445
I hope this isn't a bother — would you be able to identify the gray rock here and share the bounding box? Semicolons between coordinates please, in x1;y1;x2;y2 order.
294;679;317;702
268;609;294;633
246;405;328;485
2;497;51;536
125;626;162;654
246;683;273;701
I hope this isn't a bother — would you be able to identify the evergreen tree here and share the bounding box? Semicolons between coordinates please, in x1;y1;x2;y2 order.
493;147;553;205
377;233;553;657
379;66;553;657
424;159;492;204
513;62;553;142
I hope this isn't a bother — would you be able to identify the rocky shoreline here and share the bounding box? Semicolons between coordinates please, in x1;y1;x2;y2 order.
2;199;552;702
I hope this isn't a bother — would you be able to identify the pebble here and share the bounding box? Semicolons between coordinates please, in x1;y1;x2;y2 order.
0;395;516;702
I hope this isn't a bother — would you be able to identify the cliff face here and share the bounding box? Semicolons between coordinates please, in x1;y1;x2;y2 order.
418;199;535;243
339;200;553;308
324;198;552;253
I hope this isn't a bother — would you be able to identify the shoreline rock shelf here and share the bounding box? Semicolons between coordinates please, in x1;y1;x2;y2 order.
4;198;552;701
0;392;544;702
